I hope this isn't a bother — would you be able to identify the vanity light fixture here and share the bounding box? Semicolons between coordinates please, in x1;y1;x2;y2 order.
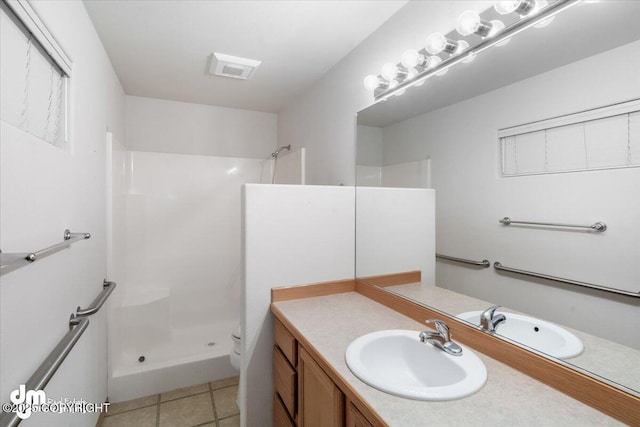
363;0;581;100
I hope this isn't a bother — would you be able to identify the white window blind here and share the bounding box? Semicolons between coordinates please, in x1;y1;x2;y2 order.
500;100;640;176
0;1;70;148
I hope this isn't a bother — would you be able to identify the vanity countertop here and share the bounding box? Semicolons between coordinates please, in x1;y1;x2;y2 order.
273;291;622;426
387;282;640;395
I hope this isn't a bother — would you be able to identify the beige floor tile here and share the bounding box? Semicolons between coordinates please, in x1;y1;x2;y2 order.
160;383;209;402
159;393;214;427
107;394;158;415
210;375;239;390
219;414;240;427
212;385;239;419
101;406;157;427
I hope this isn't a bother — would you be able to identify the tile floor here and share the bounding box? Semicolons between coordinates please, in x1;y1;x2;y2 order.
100;376;239;427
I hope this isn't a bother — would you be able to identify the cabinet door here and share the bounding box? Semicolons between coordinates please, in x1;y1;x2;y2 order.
346;402;374;427
298;346;345;427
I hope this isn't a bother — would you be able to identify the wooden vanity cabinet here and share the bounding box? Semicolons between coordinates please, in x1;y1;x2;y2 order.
346;403;374;427
298;346;344;427
274;317;377;427
274;318;298;425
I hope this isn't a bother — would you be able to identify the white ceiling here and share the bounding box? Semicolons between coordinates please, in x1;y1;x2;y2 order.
83;0;408;113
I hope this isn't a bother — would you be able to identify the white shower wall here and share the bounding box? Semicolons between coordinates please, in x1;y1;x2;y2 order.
108;151;266;401
124;151;261;325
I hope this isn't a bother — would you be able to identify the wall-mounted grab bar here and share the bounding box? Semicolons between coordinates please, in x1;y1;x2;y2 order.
499;217;607;232
72;280;117;319
436;253;490;268
494;262;639;298
0;317;90;427
0;230;91;276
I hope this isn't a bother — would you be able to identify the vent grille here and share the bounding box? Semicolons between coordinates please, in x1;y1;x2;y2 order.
210;52;261;80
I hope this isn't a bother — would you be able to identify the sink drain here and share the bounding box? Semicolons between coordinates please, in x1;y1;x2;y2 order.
207;342;216;347
138;356;145;363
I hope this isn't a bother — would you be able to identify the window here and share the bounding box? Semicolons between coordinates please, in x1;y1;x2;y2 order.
499;99;640;176
0;0;71;148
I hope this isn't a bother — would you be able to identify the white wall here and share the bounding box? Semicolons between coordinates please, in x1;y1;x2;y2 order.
381;41;640;349
356;188;435;284
278;1;492;185
126;95;277;158
0;1;125;426
241;184;355;427
272;148;306;185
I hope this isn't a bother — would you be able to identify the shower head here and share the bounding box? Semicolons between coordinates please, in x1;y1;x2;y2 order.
271;145;291;158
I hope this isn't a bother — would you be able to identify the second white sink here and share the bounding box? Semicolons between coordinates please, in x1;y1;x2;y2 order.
345;329;487;401
457;311;584;359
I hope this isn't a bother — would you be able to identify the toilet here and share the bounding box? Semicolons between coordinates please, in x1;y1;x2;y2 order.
230;324;241;370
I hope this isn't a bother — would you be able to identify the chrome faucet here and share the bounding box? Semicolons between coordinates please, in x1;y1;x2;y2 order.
480;305;506;333
419;319;463;356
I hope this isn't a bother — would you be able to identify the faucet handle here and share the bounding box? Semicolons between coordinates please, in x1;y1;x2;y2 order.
482;305;501;318
480;305;506;332
425;319;451;341
424;319;462;356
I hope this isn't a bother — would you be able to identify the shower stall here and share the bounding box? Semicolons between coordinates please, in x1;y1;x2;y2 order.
106;133;304;401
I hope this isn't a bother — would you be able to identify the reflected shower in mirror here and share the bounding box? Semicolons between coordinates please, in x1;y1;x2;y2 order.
355;0;640;397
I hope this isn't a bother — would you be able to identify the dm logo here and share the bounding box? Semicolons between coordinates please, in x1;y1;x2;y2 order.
10;385;46;420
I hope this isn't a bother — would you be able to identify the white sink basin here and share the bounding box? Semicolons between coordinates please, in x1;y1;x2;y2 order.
345;329;487;401
457;311;584;359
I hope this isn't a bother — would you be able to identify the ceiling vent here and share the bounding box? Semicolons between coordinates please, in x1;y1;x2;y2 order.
209;52;261;80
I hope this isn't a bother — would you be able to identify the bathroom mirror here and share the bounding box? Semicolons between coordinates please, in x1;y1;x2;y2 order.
355;0;640;397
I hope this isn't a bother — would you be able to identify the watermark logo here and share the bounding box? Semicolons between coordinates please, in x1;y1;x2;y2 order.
9;385;46;420
2;385;110;420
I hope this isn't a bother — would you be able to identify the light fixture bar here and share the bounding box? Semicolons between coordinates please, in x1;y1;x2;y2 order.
374;0;581;100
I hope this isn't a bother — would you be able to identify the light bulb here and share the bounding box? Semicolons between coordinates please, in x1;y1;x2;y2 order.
457;10;498;37
489;20;511;46
401;49;425;69
425;33;447;55
488;20;505;37
406;68;426;87
455;41;475;63
532;0;554;28
363;75;382;91
428;55;442;70
427;56;448;76
456;10;481;36
381;63;399;81
456;40;469;55
494;1;521;14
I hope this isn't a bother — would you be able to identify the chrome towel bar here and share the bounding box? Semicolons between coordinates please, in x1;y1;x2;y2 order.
0;317;90;427
72;280;117;318
0;230;91;276
436;253;490;268
499;217;607;232
494;262;639;298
